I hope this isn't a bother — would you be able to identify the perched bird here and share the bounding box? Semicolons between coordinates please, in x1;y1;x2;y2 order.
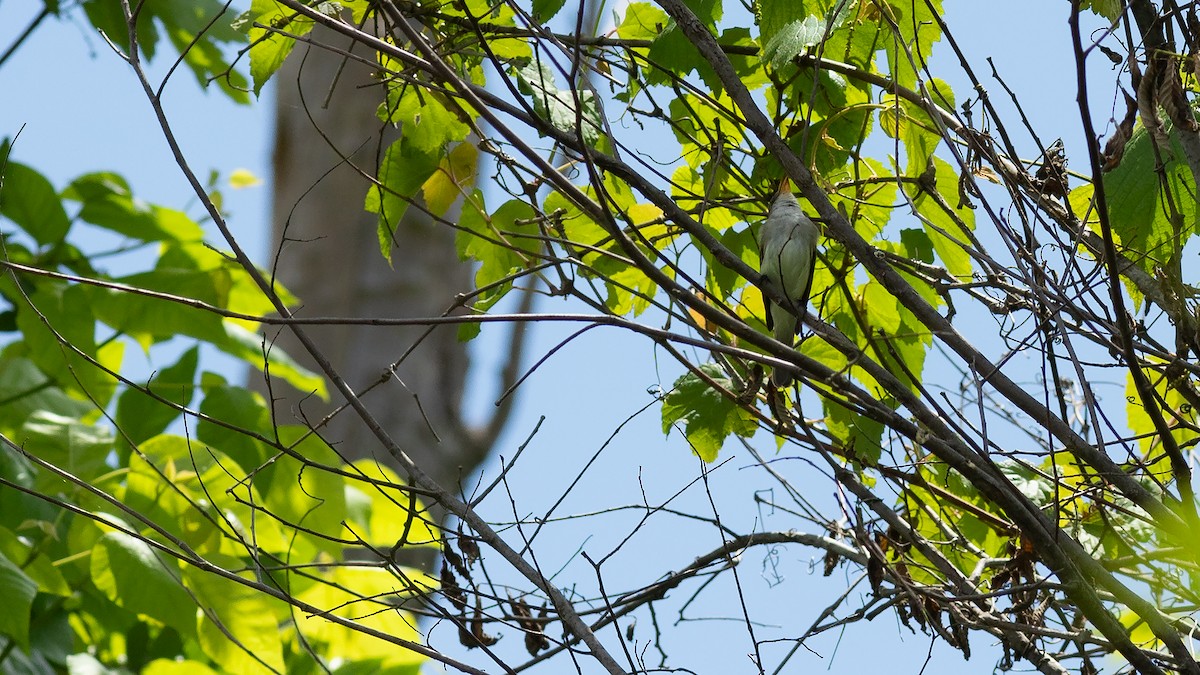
758;177;819;387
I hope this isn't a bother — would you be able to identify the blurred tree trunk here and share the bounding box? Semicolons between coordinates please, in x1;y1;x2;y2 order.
258;27;514;503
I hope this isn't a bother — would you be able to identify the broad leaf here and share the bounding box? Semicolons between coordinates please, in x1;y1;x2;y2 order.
0;161;70;245
514;60;603;147
91;532;196;638
186;557;286;675
366;138;441;265
65;173;204;242
115;346;199;452
0;548;37;648
662;363;757;462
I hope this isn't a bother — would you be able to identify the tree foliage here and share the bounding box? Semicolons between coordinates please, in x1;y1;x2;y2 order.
5;0;1200;673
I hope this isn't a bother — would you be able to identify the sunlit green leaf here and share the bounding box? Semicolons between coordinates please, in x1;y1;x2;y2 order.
196;381;269;474
294;564;428;672
823;397;883;465
455;194;538;339
91;532;196;638
883;0;943;91
1099;124;1198;289
65;172;204;242
367;137;441;265
344;461;439;549
264;426;348;556
909;156;973;279
0;160;70;245
186;557;286;674
244;0;313;95
377;84;471;154
422;142;477;218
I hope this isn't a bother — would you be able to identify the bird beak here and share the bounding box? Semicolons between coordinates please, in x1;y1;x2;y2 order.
776;177;792;196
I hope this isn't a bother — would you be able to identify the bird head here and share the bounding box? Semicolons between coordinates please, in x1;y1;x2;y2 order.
770;177;800;213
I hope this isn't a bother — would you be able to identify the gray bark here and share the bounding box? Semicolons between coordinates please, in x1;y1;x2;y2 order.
260;28;490;498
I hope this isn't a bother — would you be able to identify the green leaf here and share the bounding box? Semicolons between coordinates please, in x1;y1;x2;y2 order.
759;0;851;70
11;281;122;405
1126;363;1198;472
701;225;758;303
661;363;757;462
0;357;93;436
757;0;805;46
144;659;221;675
614;2;668;101
0;161;70;245
376;85;471;154
669;92;744;167
344;461;439;549
1082;0;1122;20
264;426;348;556
151;241;299;326
533;0;567;22
514;60;603;147
882;93;943;176
64;173;204;242
125;434;287;556
605;262;663;316
899;228;934;263
0;527;70;597
89;246;325;399
294;565;427;673
859;282;901;334
998;461;1054;506
91;532;196;638
115;346;199;451
1100;124;1198;284
87;0;250;102
822;398;884;465
909;156;974;279
0;548;37;648
0;445;60;534
455;194;538;339
642;0;728;90
220;321;327;398
197;383;270;473
883;0;943;91
618;1;668;41
722;27;769;90
421;142;478;218
763;16;825;69
21;411;113;487
245;0;314;95
366;138;441;264
92;267;234;349
188;560;286;674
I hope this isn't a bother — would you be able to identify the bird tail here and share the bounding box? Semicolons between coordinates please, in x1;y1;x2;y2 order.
771;368;793;388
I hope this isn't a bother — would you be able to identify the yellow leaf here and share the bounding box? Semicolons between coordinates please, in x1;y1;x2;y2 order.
628;202;663;226
422;142;478;217
228;168;261;189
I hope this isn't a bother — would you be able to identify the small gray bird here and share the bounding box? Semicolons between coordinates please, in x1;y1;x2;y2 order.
758;177;820;387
